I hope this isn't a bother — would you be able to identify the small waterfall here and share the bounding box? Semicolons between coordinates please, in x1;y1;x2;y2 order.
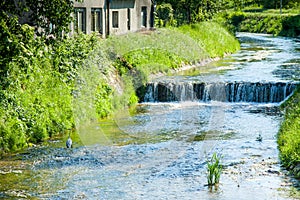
143;81;297;103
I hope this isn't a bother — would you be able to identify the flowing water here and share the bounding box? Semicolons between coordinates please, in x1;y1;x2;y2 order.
1;33;300;199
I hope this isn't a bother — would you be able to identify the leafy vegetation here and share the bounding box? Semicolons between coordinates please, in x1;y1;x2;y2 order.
217;11;300;37
0;0;79;37
155;0;300;26
0;16;239;152
278;88;300;179
207;153;222;186
108;22;239;102
0;22;99;151
177;22;240;57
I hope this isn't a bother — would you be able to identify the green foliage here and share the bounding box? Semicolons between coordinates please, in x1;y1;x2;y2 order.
0;14;100;151
207;153;222;186
217;10;300;37
108;23;239;102
0;14;239;152
178;22;240;58
0;0;77;37
124;48;185;70
95;82;113;119
281;15;300;37
51;33;99;85
155;3;177;27
156;0;299;26
278;87;300;178
27;0;75;36
239;14;283;35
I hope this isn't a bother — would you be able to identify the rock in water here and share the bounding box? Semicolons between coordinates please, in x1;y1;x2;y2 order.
66;137;72;148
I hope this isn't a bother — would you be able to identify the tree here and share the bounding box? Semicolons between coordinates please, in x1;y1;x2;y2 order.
0;0;78;37
156;0;231;24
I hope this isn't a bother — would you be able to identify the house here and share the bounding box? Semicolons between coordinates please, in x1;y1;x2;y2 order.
71;0;155;37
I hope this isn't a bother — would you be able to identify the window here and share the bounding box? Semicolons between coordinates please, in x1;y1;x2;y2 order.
91;8;103;34
127;8;131;30
75;8;86;33
112;11;119;28
141;6;147;28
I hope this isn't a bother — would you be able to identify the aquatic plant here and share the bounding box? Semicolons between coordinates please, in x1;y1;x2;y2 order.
207;152;222;186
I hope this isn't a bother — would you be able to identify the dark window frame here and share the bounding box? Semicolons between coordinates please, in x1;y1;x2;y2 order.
141;6;147;28
91;8;103;34
112;11;119;28
74;8;86;33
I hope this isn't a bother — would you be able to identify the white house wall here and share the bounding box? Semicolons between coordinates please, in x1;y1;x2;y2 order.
72;0;152;37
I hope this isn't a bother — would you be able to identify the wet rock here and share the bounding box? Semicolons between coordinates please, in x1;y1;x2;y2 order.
5;190;30;198
267;169;280;175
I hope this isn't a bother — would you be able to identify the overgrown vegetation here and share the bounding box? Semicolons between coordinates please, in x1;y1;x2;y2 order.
156;0;300;37
1;0;79;37
278;88;300;179
177;22;239;57
0;13;100;151
207;153;222;186
216;11;300;37
155;0;300;26
0;14;239;152
108;22;239;101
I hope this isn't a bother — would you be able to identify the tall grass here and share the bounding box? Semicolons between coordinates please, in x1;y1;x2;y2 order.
217;10;300;37
177;22;240;58
108;22;239;87
278;88;300;178
207;153;222;186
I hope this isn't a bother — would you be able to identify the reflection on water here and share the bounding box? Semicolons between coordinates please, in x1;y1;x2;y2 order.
0;33;300;199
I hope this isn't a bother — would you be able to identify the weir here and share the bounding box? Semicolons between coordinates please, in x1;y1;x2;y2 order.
143;81;298;103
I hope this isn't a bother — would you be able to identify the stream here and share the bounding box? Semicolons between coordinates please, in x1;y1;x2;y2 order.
0;33;300;199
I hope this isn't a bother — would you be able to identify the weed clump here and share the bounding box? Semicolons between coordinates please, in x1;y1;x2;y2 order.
207;153;222;186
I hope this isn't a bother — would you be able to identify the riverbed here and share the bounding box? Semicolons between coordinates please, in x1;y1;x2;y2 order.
0;33;299;199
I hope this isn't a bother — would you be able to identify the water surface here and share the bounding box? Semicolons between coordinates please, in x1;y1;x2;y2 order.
0;33;299;199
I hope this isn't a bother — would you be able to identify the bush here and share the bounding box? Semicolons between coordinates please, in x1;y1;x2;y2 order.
0;18;100;151
217;10;300;37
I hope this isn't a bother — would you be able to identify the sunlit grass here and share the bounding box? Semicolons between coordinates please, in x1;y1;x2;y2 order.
177;22;240;58
106;22;240;82
278;87;300;178
243;6;300;15
207;152;222;186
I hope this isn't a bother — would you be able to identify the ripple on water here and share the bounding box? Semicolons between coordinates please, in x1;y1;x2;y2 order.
1;33;300;200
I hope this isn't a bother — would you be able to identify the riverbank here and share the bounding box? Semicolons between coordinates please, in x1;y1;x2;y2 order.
1;32;299;199
215;9;300;37
278;88;300;179
0;22;240;153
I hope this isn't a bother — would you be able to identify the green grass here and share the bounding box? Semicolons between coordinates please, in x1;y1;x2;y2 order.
207;153;222;186
177;22;240;58
243;6;300;15
278;88;300;178
0;21;240;152
108;22;239;85
217;9;300;37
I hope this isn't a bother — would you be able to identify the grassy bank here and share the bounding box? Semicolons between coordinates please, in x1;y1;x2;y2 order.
216;10;300;37
278;89;300;179
109;22;239;94
0;21;239;152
